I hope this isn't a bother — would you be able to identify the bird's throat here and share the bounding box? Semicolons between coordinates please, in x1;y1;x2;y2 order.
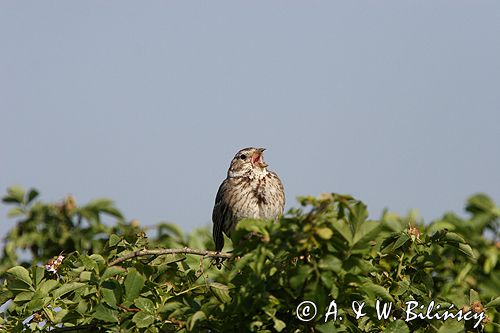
228;167;268;179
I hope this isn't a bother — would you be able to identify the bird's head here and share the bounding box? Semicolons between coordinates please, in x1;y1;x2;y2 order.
227;147;268;177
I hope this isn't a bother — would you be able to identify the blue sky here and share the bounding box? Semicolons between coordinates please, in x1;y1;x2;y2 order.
1;2;499;238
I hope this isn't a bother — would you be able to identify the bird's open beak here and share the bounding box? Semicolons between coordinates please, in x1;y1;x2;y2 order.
251;148;268;168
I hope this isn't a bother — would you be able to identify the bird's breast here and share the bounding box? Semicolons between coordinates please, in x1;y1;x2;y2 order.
229;173;283;220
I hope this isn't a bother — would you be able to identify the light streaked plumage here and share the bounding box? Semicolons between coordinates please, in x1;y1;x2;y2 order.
212;147;285;251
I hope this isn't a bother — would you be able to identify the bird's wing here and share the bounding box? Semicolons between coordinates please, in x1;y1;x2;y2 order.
212;180;231;252
270;171;286;214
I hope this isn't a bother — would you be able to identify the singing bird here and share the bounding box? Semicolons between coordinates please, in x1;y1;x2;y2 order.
212;147;285;252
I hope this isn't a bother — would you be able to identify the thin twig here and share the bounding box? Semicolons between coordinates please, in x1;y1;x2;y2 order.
118;304;140;312
109;247;232;266
51;324;97;332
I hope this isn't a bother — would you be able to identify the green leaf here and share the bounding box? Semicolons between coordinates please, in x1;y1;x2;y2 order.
289;265;313;289
80;255;97;271
8;279;32;292
331;218;353;244
102;287;118;308
26;189;39;204
316;320;338;333
44;307;55;323
101;266;127;280
80;254;105;274
132;311;155;328
352;220;382;247
93;304;119;322
0;290;13;305
362;282;394;302
135;297;155;313
159;301;185;313
7;266;32;286
318;255;342;273
210;282;231;303
483;248;498;274
157;222;184;241
80;271;92;282
469;289;481;303
437;319;464;333
89;254;106;266
124;269;146;302
108;234;121;247
7;207;24;217
392;233;410;251
380;233;400;251
3;186;25;204
385;320;409;333
485;296;500;308
457;243;474;258
188;310;206;331
39;279;59;295
53;282;85;299
444;232;466;244
466;193;494;214
235;218;268;233
53;309;69;323
26;297;45;312
315;227;333;240
85;198;123;219
273;317;286;332
14;291;34;302
32;266;45;288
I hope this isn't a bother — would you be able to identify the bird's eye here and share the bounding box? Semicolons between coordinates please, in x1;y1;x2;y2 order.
239;154;247;160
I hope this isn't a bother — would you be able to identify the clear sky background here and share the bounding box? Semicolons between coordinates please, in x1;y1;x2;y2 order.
1;2;499;239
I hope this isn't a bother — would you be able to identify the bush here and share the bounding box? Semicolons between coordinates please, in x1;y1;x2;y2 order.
0;187;499;332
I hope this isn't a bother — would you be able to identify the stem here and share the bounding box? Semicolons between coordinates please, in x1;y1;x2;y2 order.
109;247;232;266
396;252;405;279
51;324;97;332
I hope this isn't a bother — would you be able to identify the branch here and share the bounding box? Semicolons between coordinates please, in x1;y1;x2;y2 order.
51;324;97;332
109;247;232;266
118;304;140;312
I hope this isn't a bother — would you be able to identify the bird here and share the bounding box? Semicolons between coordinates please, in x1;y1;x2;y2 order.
212;147;285;252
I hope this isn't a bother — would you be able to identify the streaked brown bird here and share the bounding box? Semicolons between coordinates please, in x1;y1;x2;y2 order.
212;147;285;252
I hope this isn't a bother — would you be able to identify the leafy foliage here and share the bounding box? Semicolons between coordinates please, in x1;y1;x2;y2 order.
0;187;499;332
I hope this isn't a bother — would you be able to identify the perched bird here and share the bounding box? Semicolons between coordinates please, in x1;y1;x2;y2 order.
212;147;285;252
